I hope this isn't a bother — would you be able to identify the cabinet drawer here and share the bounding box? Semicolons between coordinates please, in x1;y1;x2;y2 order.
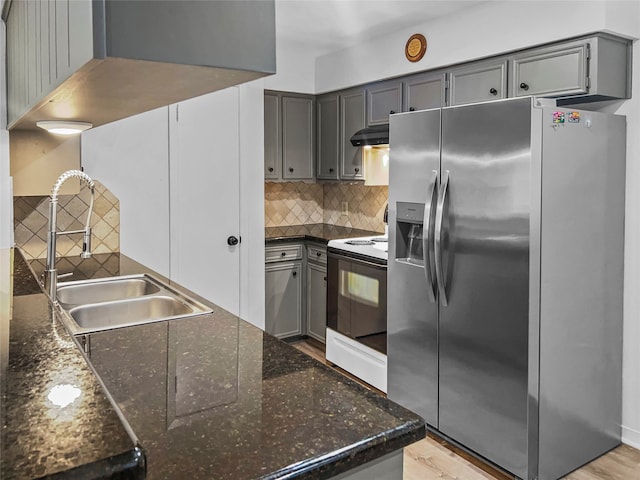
307;245;327;265
265;244;303;263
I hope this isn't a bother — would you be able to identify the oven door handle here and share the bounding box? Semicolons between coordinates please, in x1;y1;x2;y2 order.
423;170;438;303
326;252;387;270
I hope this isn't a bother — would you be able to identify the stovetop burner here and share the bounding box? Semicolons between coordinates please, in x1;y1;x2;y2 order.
345;239;375;246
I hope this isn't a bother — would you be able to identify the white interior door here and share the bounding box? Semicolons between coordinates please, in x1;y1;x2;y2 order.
169;88;240;315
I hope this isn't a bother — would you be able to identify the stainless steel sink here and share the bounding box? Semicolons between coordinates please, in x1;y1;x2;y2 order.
56;274;212;335
57;276;161;308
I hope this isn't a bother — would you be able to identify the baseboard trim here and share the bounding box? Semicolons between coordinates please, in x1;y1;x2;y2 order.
622;425;640;449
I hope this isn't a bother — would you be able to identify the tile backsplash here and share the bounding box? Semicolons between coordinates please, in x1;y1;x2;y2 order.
14;181;120;260
265;182;388;233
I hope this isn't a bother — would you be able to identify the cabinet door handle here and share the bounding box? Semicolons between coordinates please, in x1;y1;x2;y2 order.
389;110;396;115
281;252;286;257
409;107;415;112
355;167;360;173
289;167;294;173
316;251;322;257
268;167;274;172
519;82;529;91
292;271;297;277
329;168;334;173
489;88;498;95
227;236;239;246
323;276;327;281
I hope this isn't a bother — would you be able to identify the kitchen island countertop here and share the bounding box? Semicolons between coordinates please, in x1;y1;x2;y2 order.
3;249;425;479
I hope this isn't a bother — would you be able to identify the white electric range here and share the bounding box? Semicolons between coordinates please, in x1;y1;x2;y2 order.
325;234;388;392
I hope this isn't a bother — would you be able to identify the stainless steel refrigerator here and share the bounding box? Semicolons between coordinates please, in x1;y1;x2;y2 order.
387;97;625;480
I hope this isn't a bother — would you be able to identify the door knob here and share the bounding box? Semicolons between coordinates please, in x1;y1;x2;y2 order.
329;168;334;173
355;167;360;173
227;236;239;246
489;88;498;95
292;271;297;277
519;82;529;91
409;107;415;111
289;167;294;173
268;167;274;172
389;110;396;115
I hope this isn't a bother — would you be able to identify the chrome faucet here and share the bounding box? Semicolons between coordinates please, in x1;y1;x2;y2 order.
45;170;95;303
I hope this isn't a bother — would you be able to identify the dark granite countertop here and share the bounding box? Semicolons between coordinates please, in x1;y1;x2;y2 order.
3;249;425;480
0;249;144;479
265;224;382;245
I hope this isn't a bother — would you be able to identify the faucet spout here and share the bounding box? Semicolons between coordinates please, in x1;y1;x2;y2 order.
45;170;96;302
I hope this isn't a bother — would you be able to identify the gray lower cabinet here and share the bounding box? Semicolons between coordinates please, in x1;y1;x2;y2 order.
449;60;507;106
264;91;315;181
306;244;327;343
403;71;446;112
340;88;366;180
265;260;303;339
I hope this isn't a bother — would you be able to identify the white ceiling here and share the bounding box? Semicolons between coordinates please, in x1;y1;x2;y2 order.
275;0;486;57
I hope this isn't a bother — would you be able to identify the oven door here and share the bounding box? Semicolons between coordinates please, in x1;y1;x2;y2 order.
327;249;387;352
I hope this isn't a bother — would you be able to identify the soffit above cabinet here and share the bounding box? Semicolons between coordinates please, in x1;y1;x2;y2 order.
5;0;276;131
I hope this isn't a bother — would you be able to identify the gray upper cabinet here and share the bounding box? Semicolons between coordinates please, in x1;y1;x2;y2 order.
340;88;366;180
510;34;630;100
511;43;588;97
367;80;403;126
317;93;340;180
449;60;508;106
403;71;446;112
264;93;281;180
282;96;315;180
264;92;315;181
6;0;276;130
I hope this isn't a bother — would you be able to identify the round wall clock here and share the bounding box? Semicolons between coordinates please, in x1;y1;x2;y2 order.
405;34;427;62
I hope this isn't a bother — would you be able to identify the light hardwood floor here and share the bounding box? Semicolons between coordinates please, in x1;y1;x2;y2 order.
291;339;640;480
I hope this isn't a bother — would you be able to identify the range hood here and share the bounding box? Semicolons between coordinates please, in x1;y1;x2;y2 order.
350;124;389;147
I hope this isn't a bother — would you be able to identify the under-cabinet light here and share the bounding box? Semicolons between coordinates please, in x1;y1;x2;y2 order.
36;120;93;135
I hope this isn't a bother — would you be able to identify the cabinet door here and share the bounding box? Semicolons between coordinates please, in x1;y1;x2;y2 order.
449;60;507;106
265;261;302;339
264;93;280;179
403;72;445;112
367;80;402;126
282;95;314;180
307;262;327;343
340;89;365;180
317;93;340;180
511;43;588;97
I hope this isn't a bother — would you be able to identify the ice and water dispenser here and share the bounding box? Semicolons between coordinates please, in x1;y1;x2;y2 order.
395;202;425;265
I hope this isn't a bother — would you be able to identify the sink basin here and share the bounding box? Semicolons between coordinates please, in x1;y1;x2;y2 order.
57;276;161;308
70;296;194;331
55;274;212;335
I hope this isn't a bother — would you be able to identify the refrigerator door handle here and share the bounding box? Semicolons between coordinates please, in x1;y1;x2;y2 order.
435;170;449;307
423;170;438;302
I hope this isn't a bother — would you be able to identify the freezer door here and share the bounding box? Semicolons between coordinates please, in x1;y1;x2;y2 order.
387;109;440;427
438;97;532;478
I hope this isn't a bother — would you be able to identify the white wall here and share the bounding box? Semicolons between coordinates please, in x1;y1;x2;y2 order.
238;80;266;329
314;0;640;449
81;107;171;277
0;21;13;249
316;1;627;93
263;39;316;93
